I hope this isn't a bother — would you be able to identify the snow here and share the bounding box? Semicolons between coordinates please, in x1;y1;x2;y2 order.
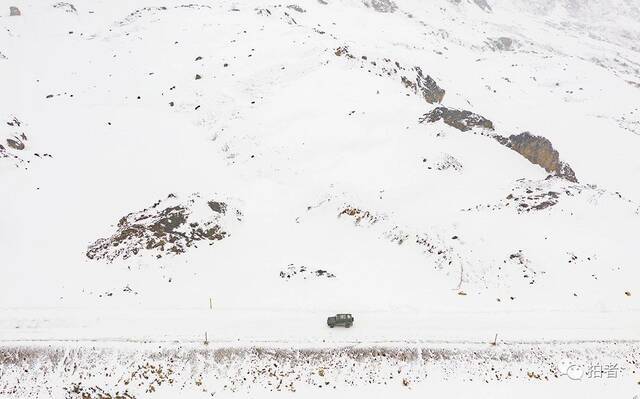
1;0;639;397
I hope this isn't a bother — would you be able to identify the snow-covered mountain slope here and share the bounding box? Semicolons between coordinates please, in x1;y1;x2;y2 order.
1;0;639;345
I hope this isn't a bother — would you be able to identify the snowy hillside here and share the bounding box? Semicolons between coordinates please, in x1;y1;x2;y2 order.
1;0;639;397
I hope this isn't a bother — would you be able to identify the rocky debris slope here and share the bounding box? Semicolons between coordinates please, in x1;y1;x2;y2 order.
422;153;464;172
86;194;242;263
402;67;446;104
334;46;445;104
279;264;336;280
484;37;519;51
463;177;638;214
420;108;577;182
364;0;399;13
338;205;385;225
331;202;467;289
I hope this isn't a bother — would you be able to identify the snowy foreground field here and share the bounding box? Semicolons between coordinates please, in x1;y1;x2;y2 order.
2;0;640;397
1;341;639;398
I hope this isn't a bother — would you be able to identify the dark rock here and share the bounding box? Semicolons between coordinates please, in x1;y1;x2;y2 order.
339;206;382;225
365;0;398;13
419;106;494;131
406;67;445;104
499;132;578;182
6;137;25;150
472;0;492;11
86;194;238;262
207;201;227;214
280;264;336;279
334;46;354;58
287;4;306;12
485;37;516;51
450;0;491;12
53;2;77;13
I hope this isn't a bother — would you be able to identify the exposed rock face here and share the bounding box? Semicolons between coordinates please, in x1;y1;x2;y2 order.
9;6;20;16
364;0;398;13
403;68;445;104
419;107;494;131
86;193;242;262
286;4;306;13
332;46;444;105
419;110;577;182
485;37;517;51
449;0;492;12
472;0;492;12
53;2;77;13
497;132;578;182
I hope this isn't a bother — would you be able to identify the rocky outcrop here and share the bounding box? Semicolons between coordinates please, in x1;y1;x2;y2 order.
419;109;577;182
403;68;445;104
6;134;26;151
496;132;578;182
449;0;491;12
338;206;384;225
460;178;621;214
364;0;398;13
485;37;517;51
0;117;44;168
86;193;242;262
53;2;77;13
472;0;492;12
332;46;444;105
423;153;463;172
419;107;494;131
286;4;306;13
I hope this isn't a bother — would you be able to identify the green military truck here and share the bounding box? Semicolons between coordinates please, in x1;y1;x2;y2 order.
327;313;354;328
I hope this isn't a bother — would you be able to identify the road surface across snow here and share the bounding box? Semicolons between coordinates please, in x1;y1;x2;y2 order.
1;307;638;344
